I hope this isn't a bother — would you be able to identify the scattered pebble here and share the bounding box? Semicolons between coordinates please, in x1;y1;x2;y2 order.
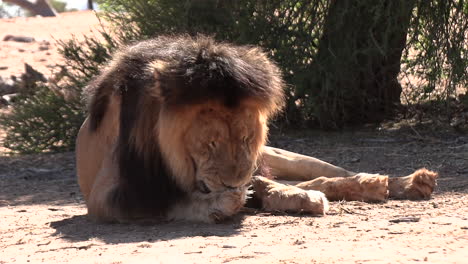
222;245;236;248
3;35;35;43
389;217;421;223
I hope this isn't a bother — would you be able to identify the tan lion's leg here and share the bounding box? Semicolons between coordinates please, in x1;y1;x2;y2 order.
250;176;328;215
262;146;389;202
86;155;122;222
287;169;438;201
262;146;355;181
288;173;389;202
262;147;438;202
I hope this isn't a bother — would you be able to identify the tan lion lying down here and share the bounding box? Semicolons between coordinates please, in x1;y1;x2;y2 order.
76;35;438;223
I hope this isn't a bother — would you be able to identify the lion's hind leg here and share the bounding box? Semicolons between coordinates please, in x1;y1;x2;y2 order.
250;176;329;215
388;168;438;200
262;146;354;181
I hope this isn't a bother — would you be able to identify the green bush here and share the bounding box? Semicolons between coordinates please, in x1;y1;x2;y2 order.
96;0;468;127
0;35;114;154
402;1;468;109
0;85;84;154
1;0;466;153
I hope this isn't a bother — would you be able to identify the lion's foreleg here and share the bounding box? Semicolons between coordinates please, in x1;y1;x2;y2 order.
284;173;389;202
284;168;438;202
167;187;248;223
86;156;122;222
262;146;354;181
251;176;328;215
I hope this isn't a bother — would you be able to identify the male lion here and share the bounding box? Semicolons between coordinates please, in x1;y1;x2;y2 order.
76;35;438;223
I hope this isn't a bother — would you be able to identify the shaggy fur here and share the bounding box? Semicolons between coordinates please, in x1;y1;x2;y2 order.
77;35;438;222
86;35;284;131
81;35;285;219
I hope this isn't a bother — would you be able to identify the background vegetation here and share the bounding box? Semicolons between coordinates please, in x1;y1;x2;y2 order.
1;0;466;153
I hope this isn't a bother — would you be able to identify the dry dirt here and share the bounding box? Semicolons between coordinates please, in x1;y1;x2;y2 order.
0;11;101;79
1;11;467;264
1;129;467;264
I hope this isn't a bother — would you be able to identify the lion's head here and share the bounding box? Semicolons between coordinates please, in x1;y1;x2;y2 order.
84;35;284;216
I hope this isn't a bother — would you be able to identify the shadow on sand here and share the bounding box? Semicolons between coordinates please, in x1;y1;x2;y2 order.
49;213;246;244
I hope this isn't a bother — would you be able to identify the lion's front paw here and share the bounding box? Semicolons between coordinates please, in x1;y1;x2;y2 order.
262;186;329;215
388;168;438;200
208;188;247;223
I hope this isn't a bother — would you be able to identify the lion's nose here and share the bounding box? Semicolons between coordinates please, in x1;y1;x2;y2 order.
221;173;250;190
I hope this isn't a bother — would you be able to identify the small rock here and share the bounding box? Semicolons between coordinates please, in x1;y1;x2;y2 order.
292;239;305;245
389;217;421;223
222;245;236;248
3;35;35;43
0;77;17;95
2;93;19;104
38;45;49;51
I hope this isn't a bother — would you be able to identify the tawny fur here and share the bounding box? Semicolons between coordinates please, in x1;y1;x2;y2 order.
77;35;286;223
292;173;389;202
388;168;438;200
77;35;439;223
252;176;329;215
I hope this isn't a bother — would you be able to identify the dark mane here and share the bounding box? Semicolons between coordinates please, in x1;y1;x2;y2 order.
109;76;186;217
85;35;284;130
83;35;285;217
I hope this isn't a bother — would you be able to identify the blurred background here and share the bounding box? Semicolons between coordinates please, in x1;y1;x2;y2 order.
0;0;466;154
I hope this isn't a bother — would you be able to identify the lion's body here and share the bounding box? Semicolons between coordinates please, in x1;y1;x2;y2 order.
77;36;285;222
76;36;438;223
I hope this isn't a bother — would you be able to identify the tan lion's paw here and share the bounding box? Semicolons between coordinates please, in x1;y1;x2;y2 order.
262;186;329;215
167;187;247;223
388;168;438;200
209;188;247;223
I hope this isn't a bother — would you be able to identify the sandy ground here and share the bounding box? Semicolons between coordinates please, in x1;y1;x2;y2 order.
1;129;467;264
0;11;467;264
0;11;101;79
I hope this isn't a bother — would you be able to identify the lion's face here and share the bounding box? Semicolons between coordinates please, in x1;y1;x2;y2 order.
158;101;267;194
